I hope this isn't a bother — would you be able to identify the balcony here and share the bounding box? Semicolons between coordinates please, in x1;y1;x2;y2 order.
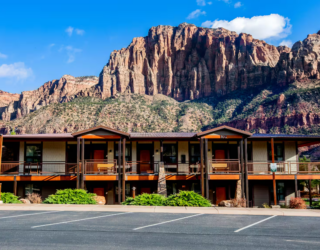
248;162;320;174
209;160;241;174
0;162;77;175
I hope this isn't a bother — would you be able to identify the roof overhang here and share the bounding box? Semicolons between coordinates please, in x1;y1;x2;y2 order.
196;125;252;139
71;125;130;138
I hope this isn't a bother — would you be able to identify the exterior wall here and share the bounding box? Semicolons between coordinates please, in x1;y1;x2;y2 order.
132;142;137;162
178;141;189;173
19;142;24;173
43;141;66;173
252;141;268;173
154;141;160;171
209;129;241;136
108;141;114;161
253;184;269;207
285;141;298;174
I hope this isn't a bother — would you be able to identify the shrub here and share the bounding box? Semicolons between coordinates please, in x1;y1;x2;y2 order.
289;197;307;209
26;193;42;204
1;192;22;204
122;193;166;206
262;203;271;208
165;191;211;207
43;189;97;204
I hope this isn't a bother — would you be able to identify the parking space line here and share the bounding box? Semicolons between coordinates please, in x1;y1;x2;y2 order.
0;211;63;220
32;212;133;228
234;215;277;233
133;213;203;231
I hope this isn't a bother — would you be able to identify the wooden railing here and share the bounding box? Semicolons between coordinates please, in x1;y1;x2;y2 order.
247;162;320;174
209;159;241;174
164;162;201;174
125;161;159;174
84;160;117;175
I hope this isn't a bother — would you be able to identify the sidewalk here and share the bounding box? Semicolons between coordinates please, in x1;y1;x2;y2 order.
1;204;320;217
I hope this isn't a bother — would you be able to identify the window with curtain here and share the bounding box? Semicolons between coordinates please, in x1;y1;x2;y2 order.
190;144;200;163
115;143;131;161
163;144;177;164
25;145;42;163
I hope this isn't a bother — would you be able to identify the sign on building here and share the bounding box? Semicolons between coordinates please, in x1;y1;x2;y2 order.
270;163;277;172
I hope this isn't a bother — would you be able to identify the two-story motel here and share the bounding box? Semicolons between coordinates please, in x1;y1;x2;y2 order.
1;125;320;207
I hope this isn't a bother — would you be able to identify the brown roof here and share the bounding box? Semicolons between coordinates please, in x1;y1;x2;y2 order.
71;125;130;137
3;133;74;139
130;132;196;139
196;125;252;137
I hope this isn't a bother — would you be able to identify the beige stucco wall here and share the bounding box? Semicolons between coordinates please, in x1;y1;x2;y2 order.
132;142;137;162
108;141;114;161
154;141;160;162
252;141;268;173
43;141;66;173
285;141;297;173
178;141;189;173
19;142;24;173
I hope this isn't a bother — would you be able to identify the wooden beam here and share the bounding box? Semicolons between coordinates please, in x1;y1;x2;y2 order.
295;175;298;198
0;134;3;174
205;139;209;199
85;175;117;181
245;138;249;207
117;138;121;204
81;135;121;139
271;138;277;205
77;137;80;189
309;180;312;207
298;141;320;148
200;137;204;197
209;175;240;180
240;139;244;198
14;176;17;196
122;138;126;202
81;138;85;189
204;135;243;139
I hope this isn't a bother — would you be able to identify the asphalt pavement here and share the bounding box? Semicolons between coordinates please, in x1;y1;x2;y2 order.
0;210;320;249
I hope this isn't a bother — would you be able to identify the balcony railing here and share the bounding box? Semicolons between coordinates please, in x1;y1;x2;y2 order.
0;161;77;175
164;162;200;174
84;160;117;175
248;162;320;174
125;161;159;174
209;159;241;174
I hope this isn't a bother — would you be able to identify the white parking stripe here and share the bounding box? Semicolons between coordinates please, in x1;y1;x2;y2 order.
0;211;63;220
234;215;277;233
32;212;133;228
133;213;203;231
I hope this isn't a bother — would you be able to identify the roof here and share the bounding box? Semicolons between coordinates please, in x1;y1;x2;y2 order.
130;132;197;139
197;125;252;137
71;125;130;137
3;133;74;139
251;134;320;139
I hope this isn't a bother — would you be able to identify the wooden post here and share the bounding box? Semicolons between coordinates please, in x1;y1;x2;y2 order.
160;140;163;162
245;138;249;207
76;137;81;189
271;138;277;205
200;138;204;197
309;179;312;207
81;138;85;189
0;134;3;174
0;183;2;201
118;138;122;204
294;175;298;198
14;176;17;196
132;187;136;199
205;139;209;200
240;139;244;198
122;138;126;202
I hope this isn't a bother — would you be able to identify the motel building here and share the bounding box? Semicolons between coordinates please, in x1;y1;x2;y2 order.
0;125;320;207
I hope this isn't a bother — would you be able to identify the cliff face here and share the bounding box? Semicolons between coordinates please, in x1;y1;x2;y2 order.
1;75;99;121
97;23;320;101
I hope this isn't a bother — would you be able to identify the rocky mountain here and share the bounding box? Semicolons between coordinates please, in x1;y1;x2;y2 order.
0;23;320;136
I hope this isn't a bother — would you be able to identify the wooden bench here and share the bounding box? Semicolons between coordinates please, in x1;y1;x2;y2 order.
97;164;115;173
212;163;229;172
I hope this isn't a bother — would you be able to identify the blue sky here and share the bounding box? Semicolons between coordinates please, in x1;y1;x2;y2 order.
1;0;320;93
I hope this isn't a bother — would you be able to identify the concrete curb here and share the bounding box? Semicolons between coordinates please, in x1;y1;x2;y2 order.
1;204;320;217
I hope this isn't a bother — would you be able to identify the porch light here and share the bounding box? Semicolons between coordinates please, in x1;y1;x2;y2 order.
208;149;211;152
109;150;112;153
156;149;159;153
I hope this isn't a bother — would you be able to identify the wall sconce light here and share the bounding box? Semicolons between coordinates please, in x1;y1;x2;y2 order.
109;150;112;153
208;149;211;152
156;149;159;153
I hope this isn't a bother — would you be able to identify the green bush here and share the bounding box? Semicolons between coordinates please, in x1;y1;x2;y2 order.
1;192;22;204
165;191;211;207
122;193;166;206
43;189;97;204
122;191;211;207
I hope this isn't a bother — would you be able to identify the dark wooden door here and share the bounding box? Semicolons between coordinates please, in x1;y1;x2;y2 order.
140;150;151;173
216;187;226;205
141;188;151;194
93;188;104;196
93;150;105;172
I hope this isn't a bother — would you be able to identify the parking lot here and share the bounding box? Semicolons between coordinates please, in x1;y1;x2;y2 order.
0;210;320;250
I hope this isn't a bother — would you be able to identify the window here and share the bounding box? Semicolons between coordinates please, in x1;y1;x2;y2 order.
115;143;131;162
25;184;41;196
2;142;19;161
25;145;42;163
268;142;284;162
190;144;200;164
163;144;177;164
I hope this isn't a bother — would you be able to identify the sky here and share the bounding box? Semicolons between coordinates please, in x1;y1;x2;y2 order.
0;0;320;94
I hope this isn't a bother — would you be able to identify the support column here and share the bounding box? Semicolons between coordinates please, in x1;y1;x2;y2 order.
14;176;17;196
118;138;122;204
77;137;81;189
122;138;126;202
240;139;244;199
271;138;277;205
245;138;249;207
81;138;85;189
205;139;209;200
160;140;163;162
200;138;204;197
295;175;298;198
0;134;3;174
309;179;312;207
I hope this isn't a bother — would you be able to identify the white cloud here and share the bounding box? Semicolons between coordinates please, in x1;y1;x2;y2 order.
202;14;292;40
197;0;206;6
0;62;33;79
75;29;85;35
208;1;212;4
279;40;293;48
219;0;230;3
65;26;74;36
0;52;7;59
234;2;242;8
187;9;206;20
60;46;82;63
